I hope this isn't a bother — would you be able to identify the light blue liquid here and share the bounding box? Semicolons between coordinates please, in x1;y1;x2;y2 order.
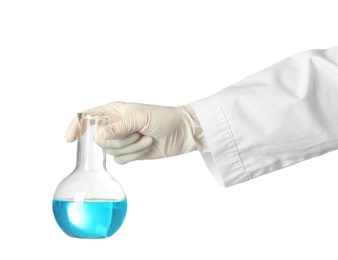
52;199;127;239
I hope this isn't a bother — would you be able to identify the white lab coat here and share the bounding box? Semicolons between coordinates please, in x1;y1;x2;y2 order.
191;46;338;188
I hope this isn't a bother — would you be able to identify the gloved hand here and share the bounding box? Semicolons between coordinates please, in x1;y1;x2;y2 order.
65;102;208;164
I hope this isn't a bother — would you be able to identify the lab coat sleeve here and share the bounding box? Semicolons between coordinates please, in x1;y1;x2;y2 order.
191;46;338;188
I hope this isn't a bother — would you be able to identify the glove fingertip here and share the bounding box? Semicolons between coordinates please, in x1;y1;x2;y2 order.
65;130;76;142
145;136;153;146
65;117;81;142
114;156;129;165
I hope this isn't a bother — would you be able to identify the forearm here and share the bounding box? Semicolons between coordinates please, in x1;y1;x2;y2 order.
192;46;338;187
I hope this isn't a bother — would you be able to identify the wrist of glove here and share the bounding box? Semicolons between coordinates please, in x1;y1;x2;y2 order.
65;102;209;164
179;105;209;154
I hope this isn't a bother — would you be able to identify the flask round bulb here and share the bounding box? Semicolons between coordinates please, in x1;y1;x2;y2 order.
52;112;127;239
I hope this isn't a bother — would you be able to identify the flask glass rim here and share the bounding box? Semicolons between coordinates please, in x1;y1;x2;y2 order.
77;112;109;120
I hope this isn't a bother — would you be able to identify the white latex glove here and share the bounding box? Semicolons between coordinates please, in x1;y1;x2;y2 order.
65;102;208;164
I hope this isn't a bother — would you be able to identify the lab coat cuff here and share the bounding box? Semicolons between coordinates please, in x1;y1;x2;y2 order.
191;96;249;188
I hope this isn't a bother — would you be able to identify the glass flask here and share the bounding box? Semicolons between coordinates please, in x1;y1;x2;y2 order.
52;112;127;239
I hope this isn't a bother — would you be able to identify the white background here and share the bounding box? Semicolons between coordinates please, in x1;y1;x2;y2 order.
1;0;338;259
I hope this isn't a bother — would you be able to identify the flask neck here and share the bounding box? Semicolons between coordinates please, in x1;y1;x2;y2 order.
76;113;107;172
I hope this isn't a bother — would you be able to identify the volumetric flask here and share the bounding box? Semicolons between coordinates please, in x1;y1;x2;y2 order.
52;112;127;239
